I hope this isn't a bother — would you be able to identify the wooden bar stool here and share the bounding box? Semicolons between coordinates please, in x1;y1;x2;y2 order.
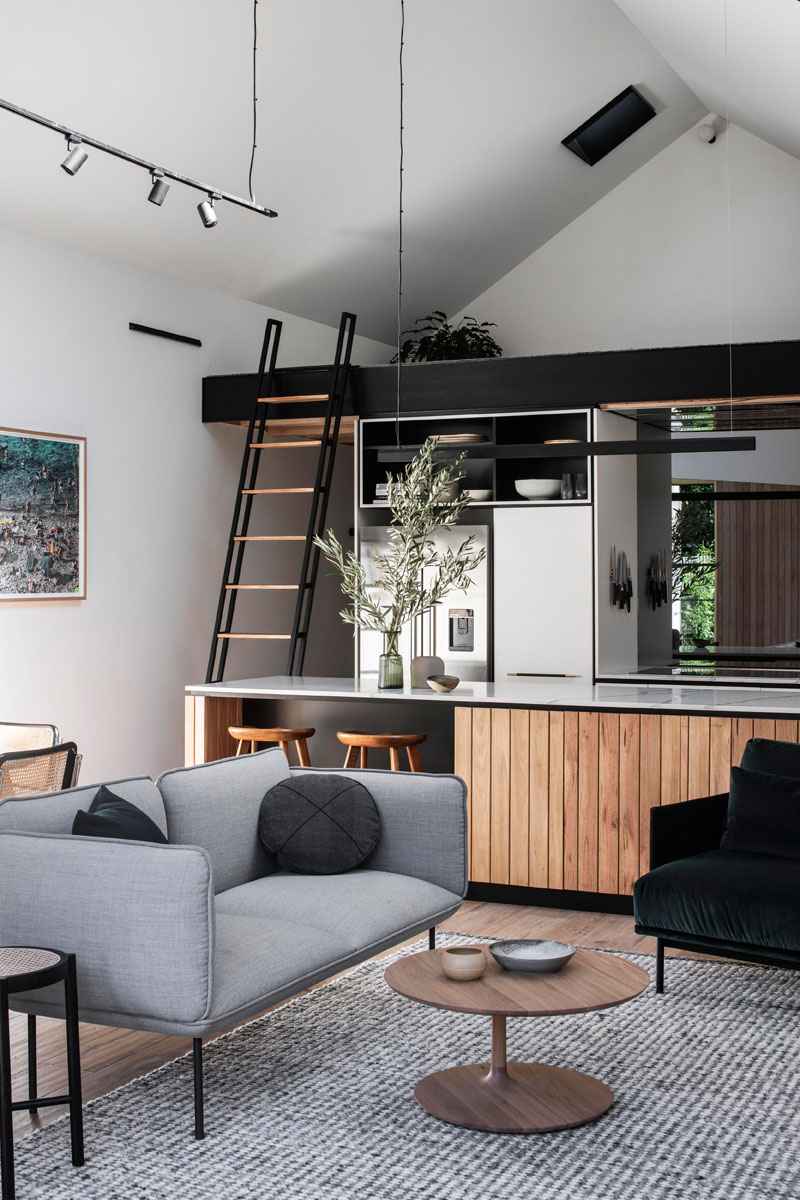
228;725;314;767
337;731;426;772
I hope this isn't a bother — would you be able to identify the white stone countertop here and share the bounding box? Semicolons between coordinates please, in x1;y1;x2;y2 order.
186;675;800;716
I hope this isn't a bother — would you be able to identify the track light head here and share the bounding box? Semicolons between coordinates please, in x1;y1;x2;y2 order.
148;169;170;206
61;135;88;175
697;122;717;145
198;192;220;228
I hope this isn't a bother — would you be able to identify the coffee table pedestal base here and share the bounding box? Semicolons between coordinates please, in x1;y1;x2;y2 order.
414;1015;613;1134
414;1060;613;1134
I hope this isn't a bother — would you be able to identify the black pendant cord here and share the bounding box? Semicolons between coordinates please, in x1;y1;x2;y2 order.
248;0;259;203
723;0;732;430
395;0;405;448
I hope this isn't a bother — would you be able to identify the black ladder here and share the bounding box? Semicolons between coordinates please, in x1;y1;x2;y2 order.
205;311;356;683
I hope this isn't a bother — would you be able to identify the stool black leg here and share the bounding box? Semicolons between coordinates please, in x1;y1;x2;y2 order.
63;956;84;1167
193;1039;205;1140
428;928;436;950
656;938;665;995
0;987;15;1200
27;1017;37;1115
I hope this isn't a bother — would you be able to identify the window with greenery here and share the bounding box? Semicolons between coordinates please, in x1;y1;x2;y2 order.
672;483;717;644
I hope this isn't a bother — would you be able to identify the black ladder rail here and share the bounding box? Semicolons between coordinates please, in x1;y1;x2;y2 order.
287;311;357;675
205;318;283;683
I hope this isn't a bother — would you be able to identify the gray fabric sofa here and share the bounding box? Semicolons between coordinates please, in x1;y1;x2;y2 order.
0;748;468;1137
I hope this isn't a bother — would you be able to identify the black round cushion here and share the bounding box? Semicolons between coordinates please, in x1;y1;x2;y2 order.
258;773;381;875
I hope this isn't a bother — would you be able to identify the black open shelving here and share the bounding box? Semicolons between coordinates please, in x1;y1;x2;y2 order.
359;410;592;507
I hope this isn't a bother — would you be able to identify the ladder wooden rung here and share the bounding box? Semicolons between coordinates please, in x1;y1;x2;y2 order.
225;584;299;590
250;440;322;449
241;488;314;494
233;535;306;542
257;394;327;403
217;633;292;640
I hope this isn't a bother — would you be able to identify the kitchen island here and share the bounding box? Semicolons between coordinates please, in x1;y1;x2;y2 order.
186;676;800;908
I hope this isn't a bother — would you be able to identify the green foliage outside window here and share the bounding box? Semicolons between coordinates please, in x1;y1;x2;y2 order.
672;483;717;643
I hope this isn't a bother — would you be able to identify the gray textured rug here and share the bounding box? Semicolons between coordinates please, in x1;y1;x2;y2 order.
12;935;800;1200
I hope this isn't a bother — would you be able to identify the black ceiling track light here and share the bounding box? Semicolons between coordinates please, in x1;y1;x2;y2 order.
0;97;278;225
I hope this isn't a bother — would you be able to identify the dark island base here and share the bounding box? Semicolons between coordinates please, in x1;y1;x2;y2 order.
467;882;634;916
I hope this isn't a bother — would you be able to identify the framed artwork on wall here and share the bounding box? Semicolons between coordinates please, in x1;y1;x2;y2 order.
0;427;86;600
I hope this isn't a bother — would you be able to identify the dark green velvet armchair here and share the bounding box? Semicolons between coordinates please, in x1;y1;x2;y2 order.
633;738;800;993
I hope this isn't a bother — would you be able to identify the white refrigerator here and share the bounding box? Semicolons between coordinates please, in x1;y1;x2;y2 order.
357;524;490;682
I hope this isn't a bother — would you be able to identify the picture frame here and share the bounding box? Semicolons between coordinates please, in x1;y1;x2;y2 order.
0;426;86;600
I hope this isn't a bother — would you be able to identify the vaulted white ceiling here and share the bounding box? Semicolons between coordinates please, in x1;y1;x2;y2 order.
613;0;800;162
0;1;784;345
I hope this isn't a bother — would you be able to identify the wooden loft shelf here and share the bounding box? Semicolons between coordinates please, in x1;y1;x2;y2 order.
600;394;800;411
264;416;355;443
225;416;356;444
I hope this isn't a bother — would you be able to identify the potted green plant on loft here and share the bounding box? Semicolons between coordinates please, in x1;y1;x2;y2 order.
314;439;487;688
392;311;502;362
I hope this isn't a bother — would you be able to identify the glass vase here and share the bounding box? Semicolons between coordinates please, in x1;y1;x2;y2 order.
378;630;403;689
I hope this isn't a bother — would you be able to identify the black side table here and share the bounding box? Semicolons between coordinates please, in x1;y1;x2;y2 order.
0;947;84;1200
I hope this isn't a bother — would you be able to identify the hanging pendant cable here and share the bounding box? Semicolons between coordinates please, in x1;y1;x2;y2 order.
395;0;405;447
723;0;733;428
248;0;259;203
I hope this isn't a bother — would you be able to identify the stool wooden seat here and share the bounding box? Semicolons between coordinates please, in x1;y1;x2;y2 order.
336;730;427;772
228;725;314;767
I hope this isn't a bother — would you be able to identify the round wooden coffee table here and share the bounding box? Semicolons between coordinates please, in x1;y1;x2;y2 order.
385;946;649;1134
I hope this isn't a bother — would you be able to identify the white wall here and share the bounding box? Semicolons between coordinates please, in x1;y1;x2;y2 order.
454;123;800;356
0;223;391;783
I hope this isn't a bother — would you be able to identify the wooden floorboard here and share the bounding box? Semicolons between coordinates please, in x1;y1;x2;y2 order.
9;900;695;1140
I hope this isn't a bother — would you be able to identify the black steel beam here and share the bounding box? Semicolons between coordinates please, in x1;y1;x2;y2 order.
203;339;800;424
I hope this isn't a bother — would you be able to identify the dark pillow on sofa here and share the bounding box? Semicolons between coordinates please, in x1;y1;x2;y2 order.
740;737;800;781
721;765;800;861
72;784;168;844
259;774;381;875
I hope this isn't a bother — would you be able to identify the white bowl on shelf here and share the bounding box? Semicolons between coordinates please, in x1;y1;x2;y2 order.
468;488;492;503
515;478;561;500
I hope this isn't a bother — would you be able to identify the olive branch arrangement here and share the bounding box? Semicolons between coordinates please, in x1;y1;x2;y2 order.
314;438;487;636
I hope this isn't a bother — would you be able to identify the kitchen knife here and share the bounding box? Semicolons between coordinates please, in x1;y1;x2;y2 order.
626;554;632;612
610;545;617;605
662;549;668;604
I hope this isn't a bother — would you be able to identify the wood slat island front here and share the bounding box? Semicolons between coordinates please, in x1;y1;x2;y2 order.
455;708;799;897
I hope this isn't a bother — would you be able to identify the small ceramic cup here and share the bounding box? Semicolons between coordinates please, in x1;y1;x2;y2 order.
441;946;488;981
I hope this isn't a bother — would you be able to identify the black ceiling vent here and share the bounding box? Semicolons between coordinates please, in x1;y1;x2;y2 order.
562;85;656;166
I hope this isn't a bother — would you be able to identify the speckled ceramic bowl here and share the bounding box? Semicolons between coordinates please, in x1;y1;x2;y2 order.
489;939;576;973
427;675;459;693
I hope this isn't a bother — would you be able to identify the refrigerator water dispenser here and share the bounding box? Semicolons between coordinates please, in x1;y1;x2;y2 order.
449;609;474;652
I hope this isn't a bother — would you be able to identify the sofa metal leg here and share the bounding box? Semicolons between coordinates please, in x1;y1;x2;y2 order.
656;938;665;995
27;1014;38;1114
193;1038;205;1140
428;928;436;950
